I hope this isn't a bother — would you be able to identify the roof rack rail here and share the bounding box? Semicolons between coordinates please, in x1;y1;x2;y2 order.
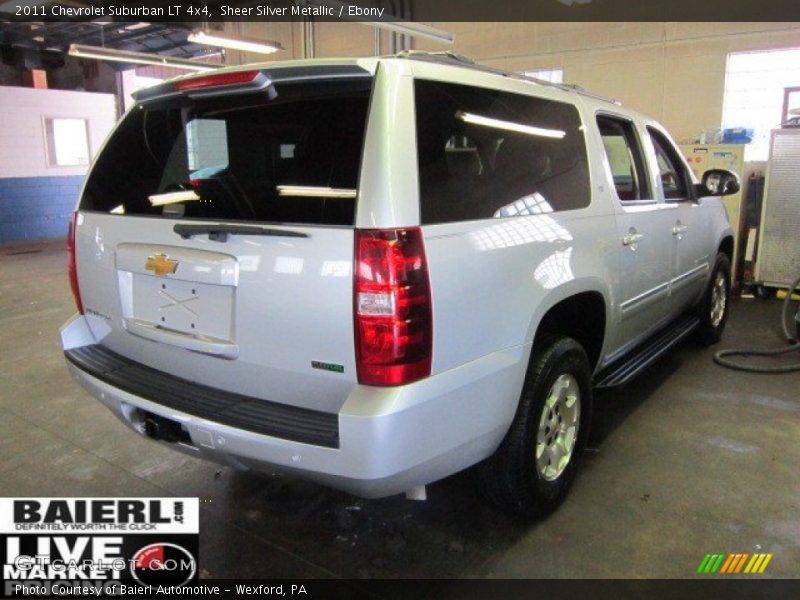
393;50;623;106
556;82;623;106
394;50;475;65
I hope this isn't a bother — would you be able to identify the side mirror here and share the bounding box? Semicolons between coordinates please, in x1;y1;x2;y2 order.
697;169;741;197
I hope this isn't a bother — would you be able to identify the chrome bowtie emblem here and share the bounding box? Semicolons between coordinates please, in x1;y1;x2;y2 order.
145;254;178;277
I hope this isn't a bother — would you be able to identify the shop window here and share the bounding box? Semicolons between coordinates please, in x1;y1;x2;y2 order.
45;118;91;166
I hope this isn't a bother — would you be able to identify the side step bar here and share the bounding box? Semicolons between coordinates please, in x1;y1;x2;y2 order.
595;315;700;389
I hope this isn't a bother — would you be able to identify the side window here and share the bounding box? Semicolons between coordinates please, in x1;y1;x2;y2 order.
596;115;651;201
647;127;689;200
414;80;590;224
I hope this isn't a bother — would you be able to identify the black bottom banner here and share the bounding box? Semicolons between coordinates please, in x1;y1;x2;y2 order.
4;578;800;600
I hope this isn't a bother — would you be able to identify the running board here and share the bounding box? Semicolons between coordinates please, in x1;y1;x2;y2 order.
594;315;700;389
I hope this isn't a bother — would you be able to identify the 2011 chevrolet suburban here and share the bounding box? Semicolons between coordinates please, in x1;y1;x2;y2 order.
60;53;738;516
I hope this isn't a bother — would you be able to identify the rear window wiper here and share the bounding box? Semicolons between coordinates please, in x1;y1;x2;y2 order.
173;223;309;242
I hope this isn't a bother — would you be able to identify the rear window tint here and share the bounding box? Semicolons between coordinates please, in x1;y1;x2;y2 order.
414;80;590;224
80;78;372;226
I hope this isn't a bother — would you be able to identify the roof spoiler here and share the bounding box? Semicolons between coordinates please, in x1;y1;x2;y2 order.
132;64;373;104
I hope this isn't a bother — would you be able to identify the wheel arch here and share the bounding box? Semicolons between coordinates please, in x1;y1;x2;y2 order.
526;281;611;374
718;235;734;264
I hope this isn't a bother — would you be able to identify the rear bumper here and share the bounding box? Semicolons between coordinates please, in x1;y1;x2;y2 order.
61;314;528;498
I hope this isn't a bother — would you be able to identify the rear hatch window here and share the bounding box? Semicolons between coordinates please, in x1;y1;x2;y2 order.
81;77;372;226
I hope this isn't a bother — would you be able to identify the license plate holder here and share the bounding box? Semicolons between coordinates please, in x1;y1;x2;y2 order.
131;275;234;342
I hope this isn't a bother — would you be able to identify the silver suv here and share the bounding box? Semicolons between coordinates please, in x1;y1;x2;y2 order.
61;54;737;516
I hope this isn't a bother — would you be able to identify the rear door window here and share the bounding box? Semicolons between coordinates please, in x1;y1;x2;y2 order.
597;115;652;201
80;78;372;226
414;80;590;224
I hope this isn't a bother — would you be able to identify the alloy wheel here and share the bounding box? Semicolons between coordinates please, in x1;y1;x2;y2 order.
536;373;581;481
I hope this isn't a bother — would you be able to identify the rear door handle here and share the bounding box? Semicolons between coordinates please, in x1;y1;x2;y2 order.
622;232;644;246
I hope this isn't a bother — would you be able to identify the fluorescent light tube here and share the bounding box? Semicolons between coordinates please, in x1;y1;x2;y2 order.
369;20;454;44
149;191;201;207
188;30;284;55
277;185;357;199
456;111;566;139
68;44;218;72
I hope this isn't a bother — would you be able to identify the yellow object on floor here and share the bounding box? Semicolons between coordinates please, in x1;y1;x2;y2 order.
776;290;800;301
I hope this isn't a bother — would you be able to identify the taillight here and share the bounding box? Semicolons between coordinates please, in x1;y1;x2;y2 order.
67;211;83;314
354;228;432;386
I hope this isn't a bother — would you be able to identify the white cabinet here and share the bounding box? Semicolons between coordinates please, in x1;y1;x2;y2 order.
754;129;800;288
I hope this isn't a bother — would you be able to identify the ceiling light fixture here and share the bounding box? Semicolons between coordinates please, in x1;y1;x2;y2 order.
68;44;219;71
188;29;284;55
368;20;454;44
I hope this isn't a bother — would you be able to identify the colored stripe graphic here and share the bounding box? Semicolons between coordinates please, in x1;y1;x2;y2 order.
734;553;749;573
703;552;774;575
758;554;773;573
721;553;739;574
711;554;726;573
697;553;727;573
724;553;745;573
697;554;712;574
744;554;758;573
719;554;735;573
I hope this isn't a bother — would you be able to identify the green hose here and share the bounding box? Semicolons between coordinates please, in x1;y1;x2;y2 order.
713;275;800;373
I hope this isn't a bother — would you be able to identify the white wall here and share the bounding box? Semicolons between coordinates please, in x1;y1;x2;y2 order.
452;22;800;145
277;21;800;145
0;86;117;242
0;86;117;179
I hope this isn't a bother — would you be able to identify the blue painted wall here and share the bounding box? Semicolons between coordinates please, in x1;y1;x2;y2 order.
0;176;84;243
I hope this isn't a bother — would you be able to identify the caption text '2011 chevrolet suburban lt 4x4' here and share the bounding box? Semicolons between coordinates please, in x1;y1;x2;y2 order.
61;54;739;516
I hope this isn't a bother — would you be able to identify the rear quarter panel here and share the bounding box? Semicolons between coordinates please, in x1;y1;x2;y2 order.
377;62;621;377
423;213;617;375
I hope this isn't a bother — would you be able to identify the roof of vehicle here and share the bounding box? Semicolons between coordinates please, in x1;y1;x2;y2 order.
144;51;627;111
390;51;624;107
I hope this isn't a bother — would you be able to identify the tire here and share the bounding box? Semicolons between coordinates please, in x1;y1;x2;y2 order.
478;336;593;517
694;253;731;346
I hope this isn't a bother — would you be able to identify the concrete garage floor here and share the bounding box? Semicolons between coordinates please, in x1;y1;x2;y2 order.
1;240;799;580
